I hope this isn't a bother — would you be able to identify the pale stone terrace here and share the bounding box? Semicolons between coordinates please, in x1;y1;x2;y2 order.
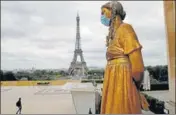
1;85;154;114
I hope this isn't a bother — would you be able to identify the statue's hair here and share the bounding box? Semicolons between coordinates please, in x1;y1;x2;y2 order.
102;1;126;47
101;2;111;10
101;1;126;20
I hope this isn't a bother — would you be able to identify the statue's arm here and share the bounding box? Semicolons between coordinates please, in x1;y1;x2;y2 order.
129;49;144;89
121;24;144;89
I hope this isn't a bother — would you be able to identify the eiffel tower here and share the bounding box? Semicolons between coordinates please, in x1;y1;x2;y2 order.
68;13;88;79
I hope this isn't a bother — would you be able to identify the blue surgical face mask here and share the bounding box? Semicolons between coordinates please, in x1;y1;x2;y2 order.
101;15;110;27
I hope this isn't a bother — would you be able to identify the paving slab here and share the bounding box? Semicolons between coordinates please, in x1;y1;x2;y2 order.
1;85;158;114
1;86;76;114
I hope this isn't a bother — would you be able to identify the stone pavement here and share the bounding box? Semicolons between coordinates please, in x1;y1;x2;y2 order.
1;85;154;114
1;86;76;114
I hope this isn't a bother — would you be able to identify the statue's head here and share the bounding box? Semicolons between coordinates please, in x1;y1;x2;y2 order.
100;1;126;27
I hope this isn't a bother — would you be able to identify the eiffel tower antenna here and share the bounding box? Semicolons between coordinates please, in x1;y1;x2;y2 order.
68;13;88;79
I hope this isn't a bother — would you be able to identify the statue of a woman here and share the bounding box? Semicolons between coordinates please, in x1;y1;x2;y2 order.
100;1;149;114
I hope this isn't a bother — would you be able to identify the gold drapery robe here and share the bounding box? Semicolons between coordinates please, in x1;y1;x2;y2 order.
101;23;148;114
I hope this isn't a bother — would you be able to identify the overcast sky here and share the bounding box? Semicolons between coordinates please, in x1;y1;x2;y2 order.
1;1;168;70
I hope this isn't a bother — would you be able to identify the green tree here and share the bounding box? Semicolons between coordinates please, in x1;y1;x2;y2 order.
146;65;168;81
0;70;4;81
15;71;30;80
155;66;162;79
60;70;68;76
3;71;16;81
88;75;93;79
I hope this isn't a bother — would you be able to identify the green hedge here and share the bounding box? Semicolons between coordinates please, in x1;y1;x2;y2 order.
81;79;103;84
142;93;165;114
37;82;50;85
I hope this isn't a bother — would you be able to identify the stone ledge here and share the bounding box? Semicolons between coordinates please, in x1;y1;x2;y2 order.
165;101;176;114
142;110;154;114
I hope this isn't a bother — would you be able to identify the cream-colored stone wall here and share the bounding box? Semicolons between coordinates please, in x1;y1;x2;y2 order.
163;0;175;106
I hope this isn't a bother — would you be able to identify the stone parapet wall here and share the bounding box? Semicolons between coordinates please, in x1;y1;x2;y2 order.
163;1;175;114
1;80;81;86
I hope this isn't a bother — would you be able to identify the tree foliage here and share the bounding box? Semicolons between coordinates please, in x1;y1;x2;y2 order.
145;65;168;81
0;65;168;81
0;70;4;81
2;71;17;81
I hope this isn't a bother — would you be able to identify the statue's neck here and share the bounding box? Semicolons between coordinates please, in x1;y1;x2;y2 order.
107;16;123;43
109;16;122;31
113;16;123;29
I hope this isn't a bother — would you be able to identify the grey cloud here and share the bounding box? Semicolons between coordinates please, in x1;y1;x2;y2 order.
85;54;105;61
84;49;105;53
143;49;166;59
1;52;16;58
135;25;166;41
1;1;36;15
1;51;39;60
1;11;44;39
3;1;80;27
1;51;70;70
30;38;74;50
1;27;27;39
122;1;164;21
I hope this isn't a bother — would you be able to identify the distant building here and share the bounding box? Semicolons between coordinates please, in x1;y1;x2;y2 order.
142;70;151;91
20;77;28;81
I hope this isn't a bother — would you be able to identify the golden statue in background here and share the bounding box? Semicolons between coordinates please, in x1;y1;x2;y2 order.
100;1;149;114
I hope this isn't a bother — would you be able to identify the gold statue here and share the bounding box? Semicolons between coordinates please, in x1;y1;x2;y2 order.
100;1;149;114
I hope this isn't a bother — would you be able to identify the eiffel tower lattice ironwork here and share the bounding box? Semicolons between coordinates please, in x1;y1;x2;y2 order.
68;13;88;79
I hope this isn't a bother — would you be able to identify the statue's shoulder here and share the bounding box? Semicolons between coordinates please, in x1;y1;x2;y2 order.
119;23;136;35
120;23;133;30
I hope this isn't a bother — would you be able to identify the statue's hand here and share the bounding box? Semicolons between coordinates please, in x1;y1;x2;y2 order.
132;72;144;90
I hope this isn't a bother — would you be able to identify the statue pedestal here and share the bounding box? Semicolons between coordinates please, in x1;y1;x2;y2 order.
71;90;95;114
165;100;175;114
63;82;96;114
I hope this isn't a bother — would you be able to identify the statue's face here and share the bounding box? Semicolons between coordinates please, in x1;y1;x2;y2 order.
101;7;112;19
100;7;112;27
